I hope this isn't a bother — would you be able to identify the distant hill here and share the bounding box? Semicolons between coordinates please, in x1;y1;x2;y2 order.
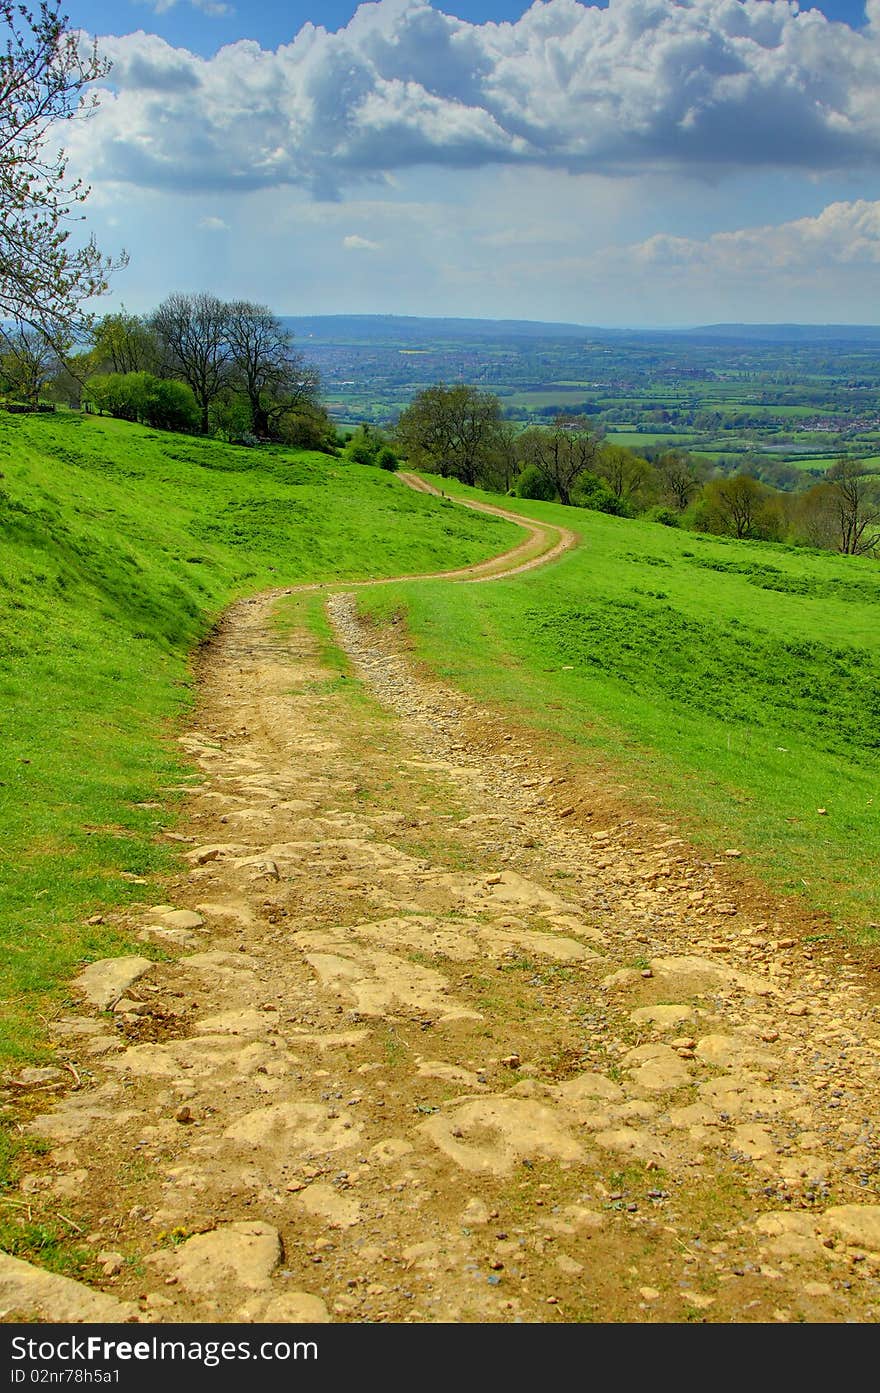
671;324;880;343
282;315;602;342
282;315;880;346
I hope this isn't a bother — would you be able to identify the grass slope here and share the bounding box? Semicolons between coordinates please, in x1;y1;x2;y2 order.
357;479;880;936
0;412;518;1063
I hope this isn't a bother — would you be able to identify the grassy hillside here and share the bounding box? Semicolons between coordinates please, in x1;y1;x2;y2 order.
357;479;880;937
0;411;518;1062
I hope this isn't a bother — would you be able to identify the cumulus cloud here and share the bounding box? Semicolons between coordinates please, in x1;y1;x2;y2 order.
199;214;229;229
343;234;381;250
613;199;880;275
73;0;880;196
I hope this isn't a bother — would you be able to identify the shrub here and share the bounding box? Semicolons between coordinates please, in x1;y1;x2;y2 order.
85;372;199;432
346;439;375;465
515;465;556;501
142;377;200;433
377;446;399;472
277;405;335;452
573;472;633;516
647;505;681;527
209;393;253;442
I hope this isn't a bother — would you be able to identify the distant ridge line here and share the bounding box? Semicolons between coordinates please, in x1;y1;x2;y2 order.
280;314;880;344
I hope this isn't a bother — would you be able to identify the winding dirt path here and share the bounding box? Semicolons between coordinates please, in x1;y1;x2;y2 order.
394;472;577;583
3;482;880;1325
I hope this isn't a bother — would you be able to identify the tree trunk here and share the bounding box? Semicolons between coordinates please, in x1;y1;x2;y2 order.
253;399;269;437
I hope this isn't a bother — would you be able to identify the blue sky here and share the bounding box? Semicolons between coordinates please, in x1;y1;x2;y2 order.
59;1;880;325
66;2;873;53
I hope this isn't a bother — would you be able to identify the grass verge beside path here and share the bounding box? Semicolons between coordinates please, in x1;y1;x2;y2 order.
0;413;518;1067
356;477;880;938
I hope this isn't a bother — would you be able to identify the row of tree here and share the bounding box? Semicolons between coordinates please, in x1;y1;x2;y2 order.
393;383;880;557
1;295;334;449
88;295;329;446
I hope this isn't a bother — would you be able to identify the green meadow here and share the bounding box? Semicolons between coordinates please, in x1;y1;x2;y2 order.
0;411;517;1061
357;479;880;936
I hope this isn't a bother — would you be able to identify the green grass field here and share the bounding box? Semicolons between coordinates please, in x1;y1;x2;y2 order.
356;479;880;937
604;431;702;449
0;411;517;1063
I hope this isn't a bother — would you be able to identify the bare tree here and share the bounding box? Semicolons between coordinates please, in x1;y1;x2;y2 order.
225;301;319;437
0;322;54;402
516;416;600;506
825;458;880;556
657;449;703;511
152;293;231;434
1;3;121;341
704;473;767;539
479;419;519;493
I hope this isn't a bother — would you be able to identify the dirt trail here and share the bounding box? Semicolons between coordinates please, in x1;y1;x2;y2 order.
395;473;577;582
3;490;880;1324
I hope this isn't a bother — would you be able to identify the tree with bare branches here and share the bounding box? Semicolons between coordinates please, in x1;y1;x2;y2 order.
0;322;55;402
1;3;120;343
152;293;232;435
826;458;880;556
516;416;600;506
225;301;320;438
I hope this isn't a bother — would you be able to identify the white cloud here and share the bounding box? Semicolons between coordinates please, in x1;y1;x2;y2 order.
611;199;880;275
343;234;381;250
73;0;880;197
198;214;229;230
140;1;233;16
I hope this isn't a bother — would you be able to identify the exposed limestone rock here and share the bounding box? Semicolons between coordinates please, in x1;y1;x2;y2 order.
73;956;153;1010
418;1096;585;1174
259;1292;330;1322
819;1206;880;1253
0;1254;137;1322
166;1221;282;1295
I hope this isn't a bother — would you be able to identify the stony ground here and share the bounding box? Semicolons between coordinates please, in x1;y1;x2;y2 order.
3;501;880;1324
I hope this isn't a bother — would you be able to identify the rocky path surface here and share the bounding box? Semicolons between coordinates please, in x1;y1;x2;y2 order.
3;515;880;1324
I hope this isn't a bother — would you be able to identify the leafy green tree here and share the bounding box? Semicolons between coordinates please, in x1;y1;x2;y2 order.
515;464;556;501
376;445;399;472
275;400;335;452
595;443;657;511
344;424;378;465
92;311;160;376
142;376;199;432
572;471;632;516
479;420;519;493
395;383;502;487
208;391;254;443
